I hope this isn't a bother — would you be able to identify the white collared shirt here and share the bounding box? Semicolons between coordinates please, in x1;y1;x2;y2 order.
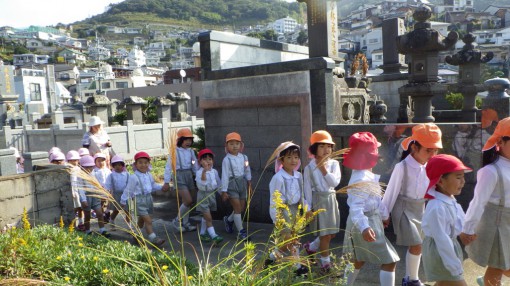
164;147;199;183
303;158;341;207
220;153;251;193
269;168;308;223
382;155;429;213
463;156;510;234
93;166;111;188
120;170;162;205
196;168;221;192
105;171;130;193
346;169;388;231
422;189;465;276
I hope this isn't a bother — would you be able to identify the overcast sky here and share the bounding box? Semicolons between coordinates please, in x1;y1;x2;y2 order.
0;0;124;28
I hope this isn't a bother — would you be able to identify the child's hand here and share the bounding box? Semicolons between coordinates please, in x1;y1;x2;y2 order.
161;183;170;192
382;219;390;228
459;232;477;245
81;201;89;208
221;192;229;201
362;227;376;242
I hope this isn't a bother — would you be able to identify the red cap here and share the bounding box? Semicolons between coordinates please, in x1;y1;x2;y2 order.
425;154;472;198
198;148;214;160
134;151;151;161
343;132;381;170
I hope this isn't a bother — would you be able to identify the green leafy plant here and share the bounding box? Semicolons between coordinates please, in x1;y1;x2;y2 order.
445;92;482;110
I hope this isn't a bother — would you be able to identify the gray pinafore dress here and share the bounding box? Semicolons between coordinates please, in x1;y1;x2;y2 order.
308;166;340;236
227;154;248;200
175;149;195;191
391;160;426;246
466;164;510;270
422;201;464;282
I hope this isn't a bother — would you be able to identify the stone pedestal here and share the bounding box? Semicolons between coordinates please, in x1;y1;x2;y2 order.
51;110;64;127
380;17;407;76
85;95;111;126
154;96;175;121
22;151;48;173
122;96;147;125
0;148;17;176
168;92;190;121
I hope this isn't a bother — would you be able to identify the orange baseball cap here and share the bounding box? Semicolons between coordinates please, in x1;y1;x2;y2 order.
401;123;443;151
481;108;499;129
177;128;193;139
225;132;242;143
310;130;335;145
483;117;510;151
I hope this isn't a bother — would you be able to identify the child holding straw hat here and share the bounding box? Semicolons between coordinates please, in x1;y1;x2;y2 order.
342;132;399;286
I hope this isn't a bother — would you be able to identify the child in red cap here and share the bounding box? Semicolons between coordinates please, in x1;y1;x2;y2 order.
343;132;399;286
195;148;223;244
163;128;199;232
120;152;165;247
422;154;471;286
303;130;341;273
461;117;510;286
221;132;252;241
382;123;442;286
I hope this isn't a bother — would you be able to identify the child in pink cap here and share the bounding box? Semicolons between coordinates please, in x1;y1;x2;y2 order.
422;154;471;286
343;132;399;286
93;153;112;223
105;155;130;229
67;150;85;230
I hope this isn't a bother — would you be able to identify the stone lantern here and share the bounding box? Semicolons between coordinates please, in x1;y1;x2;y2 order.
121;96;147;125
396;5;458;123
167;92;190;121
85;95;111;126
445;33;493;121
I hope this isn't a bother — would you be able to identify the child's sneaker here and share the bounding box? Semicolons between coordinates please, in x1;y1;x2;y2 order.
211;235;224;244
104;211;111;223
150;236;165;247
476;276;484;286
402;277;425;286
172;219;183;231
91;210;97;218
223;216;234;233
200;233;212;242
100;230;111;238
238;229;249;241
182;222;197;232
294;265;309;277
319;263;331;275
303;241;317;256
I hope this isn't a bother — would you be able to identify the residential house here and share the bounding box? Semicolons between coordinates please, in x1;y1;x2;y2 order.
124;28;142;34
435;0;474;13
127;46;146;67
57;48;86;64
494;8;510;28
472;29;499;44
495;27;510;45
107;26;123;34
0;26;15;38
273;17;298;34
133;37;146;46
54;64;80;86
25;39;44;50
13;54;49;66
14;68;48;114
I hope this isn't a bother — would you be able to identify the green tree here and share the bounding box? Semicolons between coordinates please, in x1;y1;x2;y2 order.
13;45;29;55
297;30;308;45
263;30;277;41
96;26;108;35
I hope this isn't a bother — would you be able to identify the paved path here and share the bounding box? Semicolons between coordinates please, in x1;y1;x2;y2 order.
98;196;509;286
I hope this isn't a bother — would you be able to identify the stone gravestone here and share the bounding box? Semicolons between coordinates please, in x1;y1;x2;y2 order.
380;17;407;76
446;33;493;122
396;5;458;123
297;0;340;61
122;96;147;125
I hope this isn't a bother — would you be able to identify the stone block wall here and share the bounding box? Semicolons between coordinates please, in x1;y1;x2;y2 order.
0;166;74;229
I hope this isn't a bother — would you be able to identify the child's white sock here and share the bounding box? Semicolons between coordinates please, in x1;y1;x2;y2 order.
379;270;395;286
320;256;330;266
228;211;234;222
200;218;207;235
99;227;106;233
309;237;320;252
179;204;190;224
148;232;156;240
406;251;421;281
233;213;243;232
345;266;360;286
78;218;84;224
207;227;217;238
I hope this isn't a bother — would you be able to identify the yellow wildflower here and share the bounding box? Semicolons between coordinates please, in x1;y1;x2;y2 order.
69;218;76;233
22;208;30;230
80;255;85;260
93;256;98;261
78;243;83;247
59;216;64;229
77;237;83;241
56;256;62;260
102;269;109;274
64;277;70;281
188;276;193;280
162;265;168;271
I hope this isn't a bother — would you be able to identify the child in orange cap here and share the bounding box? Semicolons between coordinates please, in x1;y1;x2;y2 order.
461;117;510;286
121;152;165;247
343;132;399;286
382;123;442;286
163;128;199;232
195;148;223;244
221;132;252;241
303;130;341;274
422;154;471;286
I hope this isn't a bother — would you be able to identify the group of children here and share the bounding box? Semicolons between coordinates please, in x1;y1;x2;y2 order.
267;119;510;286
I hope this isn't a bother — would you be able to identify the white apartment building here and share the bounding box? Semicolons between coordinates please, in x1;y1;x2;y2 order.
273;17;298;34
